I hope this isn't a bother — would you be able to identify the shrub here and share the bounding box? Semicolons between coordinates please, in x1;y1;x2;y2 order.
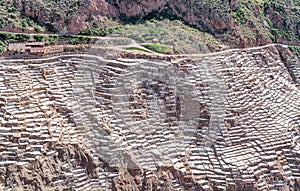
0;31;29;43
0;16;4;28
0;31;12;40
233;6;247;24
15;34;30;42
67;39;78;45
67;35;92;44
78;36;92;43
80;28;107;36
281;30;293;41
34;34;45;42
48;34;59;39
0;40;5;53
20;19;28;29
80;27;121;36
143;43;170;54
288;46;300;58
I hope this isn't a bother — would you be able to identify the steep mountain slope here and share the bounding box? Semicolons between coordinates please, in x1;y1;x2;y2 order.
1;0;299;47
0;43;300;190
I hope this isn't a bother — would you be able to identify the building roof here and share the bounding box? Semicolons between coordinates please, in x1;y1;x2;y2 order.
8;42;46;54
26;42;45;46
8;43;26;50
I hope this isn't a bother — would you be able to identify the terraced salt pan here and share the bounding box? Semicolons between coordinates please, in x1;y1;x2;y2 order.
0;45;300;190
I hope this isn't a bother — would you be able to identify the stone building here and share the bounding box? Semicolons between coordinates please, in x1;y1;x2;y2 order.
8;42;45;54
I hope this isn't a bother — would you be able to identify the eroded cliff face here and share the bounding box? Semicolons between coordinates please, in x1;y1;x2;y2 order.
12;0;231;36
12;0;97;33
0;44;300;190
108;0;231;32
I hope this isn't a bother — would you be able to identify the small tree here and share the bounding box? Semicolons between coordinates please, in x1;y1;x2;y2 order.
34;34;44;42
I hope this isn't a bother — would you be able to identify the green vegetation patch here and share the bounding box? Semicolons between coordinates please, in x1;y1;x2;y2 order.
124;47;152;53
80;28;108;36
229;0;300;43
33;34;45;42
143;43;170;54
232;6;247;24
79;26;123;37
0;31;30;43
289;46;300;58
110;19;222;54
66;35;93;45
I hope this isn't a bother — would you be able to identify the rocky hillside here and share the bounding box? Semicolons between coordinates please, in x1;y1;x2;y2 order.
0;0;299;47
